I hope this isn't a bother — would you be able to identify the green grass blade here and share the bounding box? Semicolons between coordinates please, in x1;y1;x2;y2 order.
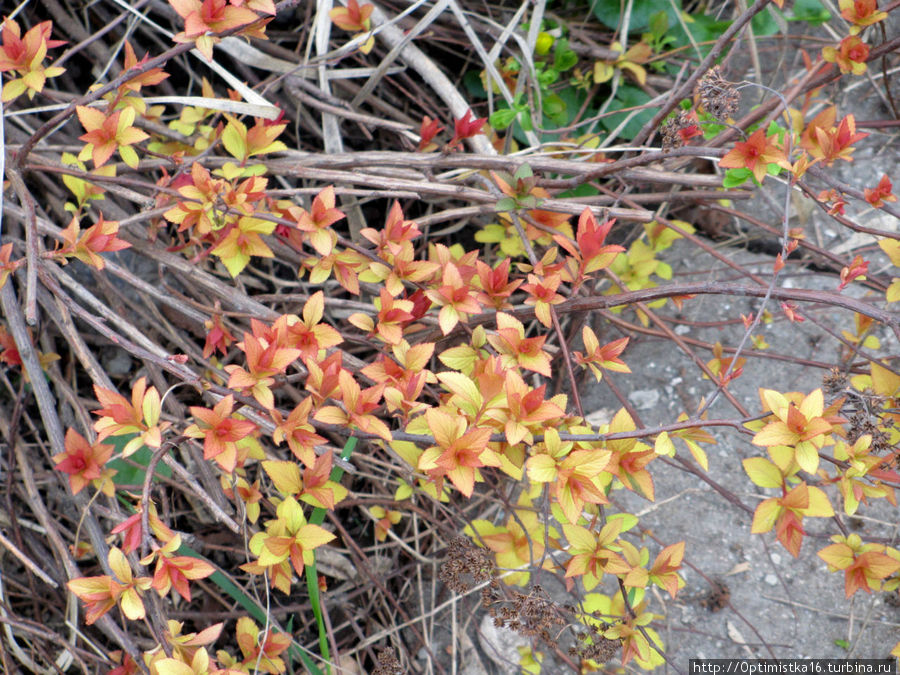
303;436;358;675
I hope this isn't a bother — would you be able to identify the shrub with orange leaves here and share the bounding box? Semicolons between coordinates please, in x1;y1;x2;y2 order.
169;0;266;61
818;534;900;597
53;429;115;495
16;3;900;669
185;394;258;472
242;496;335;591
56;214;131;269
67;548;152;625
823;36;869;75
864;174;896;207
0;18;65;101
718;127;791;184
93;377;171;457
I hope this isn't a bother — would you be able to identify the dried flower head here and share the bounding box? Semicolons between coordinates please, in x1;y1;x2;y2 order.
701;577;731;612
823;367;848;398
846;409;892;455
439;537;496;594
696;66;740;121
372;647;403;675
660;111;702;150
571;620;620;663
494;586;565;642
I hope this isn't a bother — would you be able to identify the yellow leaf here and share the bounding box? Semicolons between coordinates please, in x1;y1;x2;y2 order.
751;498;780;533
686;439;708;471
593;61;614;83
619;61;647;85
262;460;303;496
879;239;900;266
761;388;788;414
654;432;675;456
119;588;146;621
886;279;900;303
794;441;819;475
297;523;336;549
526;454;558;483
437;371;482;408
803;486;834;518
314;405;349;426
752;422;796;447
743;457;783;488
871;361;900;397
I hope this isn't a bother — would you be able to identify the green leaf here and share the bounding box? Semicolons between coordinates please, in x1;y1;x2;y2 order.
626;585;638;607
513;163;533;181
649;10;668;38
553;39;578;72
789;0;830;25
518;109;534;132
489;108;518;130
766;120;787;142
463;69;487;99
698;110;727;139
496;197;517;212
751;7;780;37
723;167;752;188
599;85;654;141
106;436;172;486
542;93;568;125
537;67;559;88
590;0;682;33
558;183;600;199
671;13;732;54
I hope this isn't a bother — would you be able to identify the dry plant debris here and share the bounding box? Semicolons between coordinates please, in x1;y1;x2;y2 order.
0;1;898;674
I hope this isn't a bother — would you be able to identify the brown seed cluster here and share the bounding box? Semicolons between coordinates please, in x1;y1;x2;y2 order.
372;647;403;675
439;536;497;593
440;538;630;665
846;408;894;456
823;369;896;459
695;66;740;121
660;111;698;151
491;586;566;642
823;366;849;397
701;577;730;612
571;616;620;663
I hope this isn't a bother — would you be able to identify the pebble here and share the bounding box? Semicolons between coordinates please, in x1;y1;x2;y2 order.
764;573;778;586
629;388;661;409
478;614;529;674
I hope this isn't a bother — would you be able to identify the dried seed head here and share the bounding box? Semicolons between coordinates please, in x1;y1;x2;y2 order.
372;647;403;675
495;586;565;641
439;537;496;594
696;66;740;121
823;366;848;397
660;111;701;150
571;620;619;662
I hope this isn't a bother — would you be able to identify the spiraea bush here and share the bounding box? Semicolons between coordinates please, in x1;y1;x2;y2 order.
0;0;898;673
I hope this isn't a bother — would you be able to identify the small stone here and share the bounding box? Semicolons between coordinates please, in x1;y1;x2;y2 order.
764;573;778;586
629;389;660;410
675;325;691;335
770;553;781;565
102;350;133;377
478;614;529;674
